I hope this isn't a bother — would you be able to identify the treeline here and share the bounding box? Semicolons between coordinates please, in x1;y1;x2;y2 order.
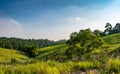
94;23;120;36
0;37;66;57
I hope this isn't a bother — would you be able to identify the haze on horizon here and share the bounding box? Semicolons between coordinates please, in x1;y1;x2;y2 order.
0;0;120;40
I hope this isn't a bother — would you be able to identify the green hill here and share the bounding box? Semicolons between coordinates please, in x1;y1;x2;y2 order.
35;33;120;61
103;33;120;44
36;44;68;61
0;48;28;63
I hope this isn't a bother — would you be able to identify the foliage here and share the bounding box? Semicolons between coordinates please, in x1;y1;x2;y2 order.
104;23;112;35
66;29;104;60
100;23;120;36
93;29;101;36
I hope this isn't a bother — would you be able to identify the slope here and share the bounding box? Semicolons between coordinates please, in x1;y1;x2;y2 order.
102;33;120;44
36;33;120;61
0;48;28;63
36;44;68;61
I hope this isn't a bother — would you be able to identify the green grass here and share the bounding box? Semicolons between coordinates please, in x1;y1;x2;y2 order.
0;48;28;63
104;59;120;73
103;33;120;44
36;44;68;61
0;61;101;74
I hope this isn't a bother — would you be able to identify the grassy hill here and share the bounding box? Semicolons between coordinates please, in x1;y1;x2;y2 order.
0;48;28;63
103;33;120;44
36;44;68;61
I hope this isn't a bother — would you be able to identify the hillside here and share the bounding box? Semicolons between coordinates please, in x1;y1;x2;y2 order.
36;44;68;61
103;33;120;44
0;48;28;63
35;33;120;62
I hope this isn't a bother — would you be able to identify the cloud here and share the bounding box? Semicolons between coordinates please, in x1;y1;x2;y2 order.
0;14;23;37
67;17;87;22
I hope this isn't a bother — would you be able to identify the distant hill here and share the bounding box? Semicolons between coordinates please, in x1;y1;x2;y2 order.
0;48;28;63
102;33;120;44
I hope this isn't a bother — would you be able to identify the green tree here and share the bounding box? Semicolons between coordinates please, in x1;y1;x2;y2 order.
104;23;112;35
65;29;104;60
93;30;101;36
24;45;38;57
112;23;120;34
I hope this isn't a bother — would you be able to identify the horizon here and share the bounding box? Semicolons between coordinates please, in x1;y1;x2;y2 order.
0;0;120;40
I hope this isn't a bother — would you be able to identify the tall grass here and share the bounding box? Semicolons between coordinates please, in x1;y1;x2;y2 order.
0;61;101;74
105;59;120;73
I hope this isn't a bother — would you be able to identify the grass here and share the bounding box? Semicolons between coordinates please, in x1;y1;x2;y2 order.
104;59;120;74
36;44;68;61
0;48;28;63
0;61;101;74
103;33;120;44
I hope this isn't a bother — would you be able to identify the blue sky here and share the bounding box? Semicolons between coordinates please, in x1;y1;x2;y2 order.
0;0;120;40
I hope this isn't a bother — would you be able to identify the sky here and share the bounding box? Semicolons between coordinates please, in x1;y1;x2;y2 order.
0;0;120;40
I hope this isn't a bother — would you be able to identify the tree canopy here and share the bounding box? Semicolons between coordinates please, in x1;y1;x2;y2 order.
66;29;104;60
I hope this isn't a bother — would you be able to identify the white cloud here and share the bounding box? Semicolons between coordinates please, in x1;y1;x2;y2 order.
67;17;86;21
0;15;23;37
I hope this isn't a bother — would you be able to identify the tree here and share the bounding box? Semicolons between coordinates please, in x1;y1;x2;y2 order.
78;29;95;46
104;23;112;35
65;44;84;60
112;23;120;33
93;30;101;36
66;32;78;45
24;45;38;57
65;29;104;59
0;37;66;57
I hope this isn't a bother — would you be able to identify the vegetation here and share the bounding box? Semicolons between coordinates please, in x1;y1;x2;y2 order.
36;44;68;61
103;33;120;44
0;61;101;74
0;48;27;63
95;23;120;36
0;37;66;57
65;29;104;60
